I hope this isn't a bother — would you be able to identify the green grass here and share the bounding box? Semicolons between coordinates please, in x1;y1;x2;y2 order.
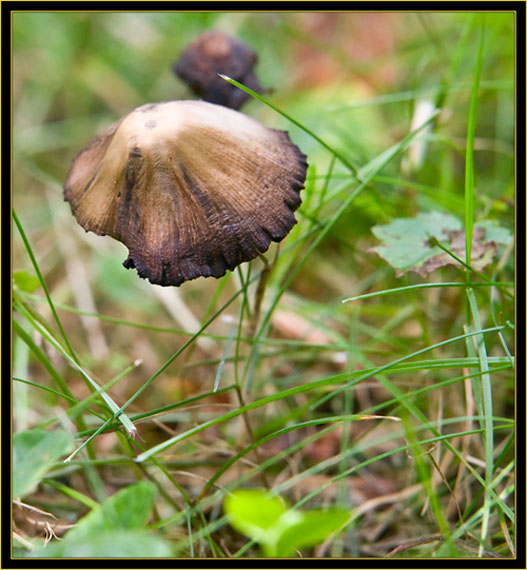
12;11;515;559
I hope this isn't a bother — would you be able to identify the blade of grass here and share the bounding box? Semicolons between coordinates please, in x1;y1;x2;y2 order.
343;281;514;302
464;322;484;427
13;319;75;401
490;274;515;365
14;358;141;433
13;209;79;364
326;79;512;112
18;290;248;342
14;299;136;437
428;237;513;298
218;74;360;178
42;479;99;510
446;473;514;550
464;17;485;277
74;384;237;439
433;14;477;115
199;413;384;499
215;415;511;539
466;287;494;556
14;292;517;360
234;266;251;388
213;323;237;392
13;376;79;406
310;155;335;229
67;359;143;419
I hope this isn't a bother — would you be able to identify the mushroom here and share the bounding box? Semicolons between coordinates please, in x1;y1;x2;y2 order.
64;100;307;287
173;30;263;110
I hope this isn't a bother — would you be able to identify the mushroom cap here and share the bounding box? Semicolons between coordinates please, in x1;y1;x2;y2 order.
64;100;307;287
173;30;263;110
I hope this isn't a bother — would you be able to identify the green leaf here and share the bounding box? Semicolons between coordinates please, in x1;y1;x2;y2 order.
474;220;513;245
372;212;461;273
224;489;350;557
276;508;351;557
31;529;172;558
13;429;73;499
224;489;288;542
28;482;170;558
371;212;511;277
13;270;41;294
65;481;157;542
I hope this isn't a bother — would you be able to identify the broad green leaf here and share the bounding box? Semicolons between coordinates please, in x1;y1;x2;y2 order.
65;481;157;541
474;220;513;245
372;212;511;276
27;482;167;558
31;529;172;558
13;270;41;294
225;489;350;557
13;429;73;499
372;212;460;273
224;489;288;544
276;508;351;557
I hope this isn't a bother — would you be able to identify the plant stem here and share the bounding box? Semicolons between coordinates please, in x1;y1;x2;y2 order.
248;254;272;340
238;254;276;491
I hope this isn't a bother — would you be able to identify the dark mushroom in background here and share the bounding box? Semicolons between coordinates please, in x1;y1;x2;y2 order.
173;30;263;110
64;100;307;287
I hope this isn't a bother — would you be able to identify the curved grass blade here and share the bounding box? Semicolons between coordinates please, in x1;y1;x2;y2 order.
13;209;79;363
465;18;485;276
218;73;360;178
428;237;513;299
14;300;136;437
343;281;514;302
466;287;495;555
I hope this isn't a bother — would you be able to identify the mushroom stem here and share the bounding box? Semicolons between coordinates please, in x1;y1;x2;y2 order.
248;254;272;340
233;382;272;491
234;253;276;492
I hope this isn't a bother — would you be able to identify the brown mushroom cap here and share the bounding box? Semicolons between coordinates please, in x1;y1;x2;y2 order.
64;100;307;287
173;30;263;110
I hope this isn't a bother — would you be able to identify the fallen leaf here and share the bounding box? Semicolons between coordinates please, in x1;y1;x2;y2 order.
371;212;512;277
